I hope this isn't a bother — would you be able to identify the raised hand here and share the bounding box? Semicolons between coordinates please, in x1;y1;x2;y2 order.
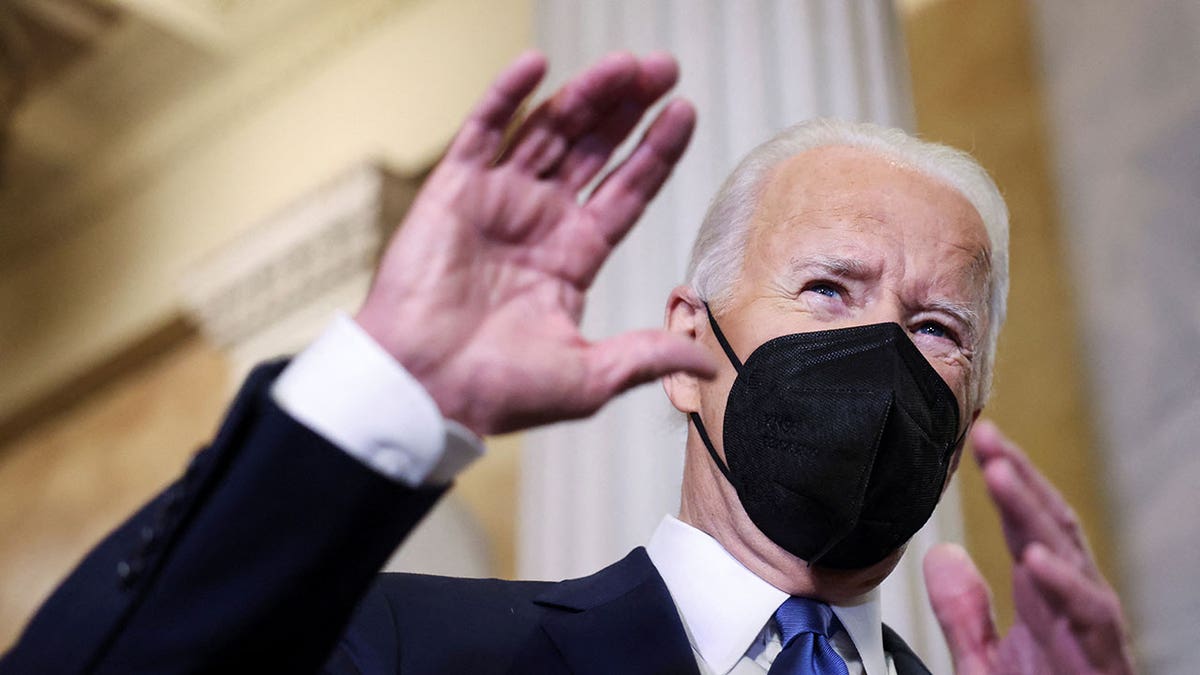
355;51;715;435
924;420;1136;674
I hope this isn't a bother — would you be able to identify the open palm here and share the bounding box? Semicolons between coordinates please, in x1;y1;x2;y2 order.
925;421;1136;674
355;51;714;434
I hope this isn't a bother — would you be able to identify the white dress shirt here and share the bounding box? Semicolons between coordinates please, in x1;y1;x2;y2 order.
271;313;484;487
646;515;897;675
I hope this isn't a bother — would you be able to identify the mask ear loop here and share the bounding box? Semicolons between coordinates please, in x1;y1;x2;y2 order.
689;302;743;482
701;302;743;371
689;411;731;481
945;423;971;464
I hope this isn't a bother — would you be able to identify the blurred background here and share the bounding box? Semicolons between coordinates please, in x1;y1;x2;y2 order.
0;0;1195;671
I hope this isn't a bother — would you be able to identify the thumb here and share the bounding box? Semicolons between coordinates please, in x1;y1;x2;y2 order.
924;543;998;674
583;329;716;409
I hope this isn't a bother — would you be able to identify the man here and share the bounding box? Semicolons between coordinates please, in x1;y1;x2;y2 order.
1;52;1133;674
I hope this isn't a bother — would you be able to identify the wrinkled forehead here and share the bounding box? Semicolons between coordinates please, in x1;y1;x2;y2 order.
748;146;993;291
755;145;985;225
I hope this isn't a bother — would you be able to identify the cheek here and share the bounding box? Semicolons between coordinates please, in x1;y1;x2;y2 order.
928;361;972;418
693;366;738;456
699;363;737;416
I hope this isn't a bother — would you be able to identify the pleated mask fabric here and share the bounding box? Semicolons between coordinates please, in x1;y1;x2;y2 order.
690;307;964;569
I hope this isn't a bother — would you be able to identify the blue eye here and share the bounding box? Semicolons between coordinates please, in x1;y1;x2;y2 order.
806;283;840;298
915;322;948;339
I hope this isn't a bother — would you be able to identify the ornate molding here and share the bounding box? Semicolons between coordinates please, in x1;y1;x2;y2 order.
180;162;419;369
1;0;399;261
0;0;118;174
106;0;336;52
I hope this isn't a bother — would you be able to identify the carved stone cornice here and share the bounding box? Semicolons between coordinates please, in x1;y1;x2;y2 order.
0;0;118;175
180;162;420;369
0;12;27;151
1;0;399;262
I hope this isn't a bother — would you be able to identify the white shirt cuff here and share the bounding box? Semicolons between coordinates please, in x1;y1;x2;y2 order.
271;313;484;487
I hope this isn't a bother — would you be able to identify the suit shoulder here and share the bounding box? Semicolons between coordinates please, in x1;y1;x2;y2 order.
328;573;556;674
374;571;555;618
373;572;555;641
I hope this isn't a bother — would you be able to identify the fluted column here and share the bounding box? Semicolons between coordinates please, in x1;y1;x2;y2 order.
1030;3;1200;672
523;1;953;669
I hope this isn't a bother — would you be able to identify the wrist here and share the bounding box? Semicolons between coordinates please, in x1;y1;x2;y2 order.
352;302;476;432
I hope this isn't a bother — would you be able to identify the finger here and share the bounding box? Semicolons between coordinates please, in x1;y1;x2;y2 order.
503;52;641;175
584;98;696;245
580;329;716;412
446;50;548;163
1012;560;1094;673
972;422;1098;575
1024;544;1136;672
972;421;1084;544
923;544;998;674
1025;544;1119;629
980;456;1085;571
557;52;681;190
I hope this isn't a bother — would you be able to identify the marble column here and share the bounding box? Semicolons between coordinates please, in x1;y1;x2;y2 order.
523;1;955;669
1030;3;1200;672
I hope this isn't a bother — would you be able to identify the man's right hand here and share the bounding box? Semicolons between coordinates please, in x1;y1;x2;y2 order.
354;51;716;436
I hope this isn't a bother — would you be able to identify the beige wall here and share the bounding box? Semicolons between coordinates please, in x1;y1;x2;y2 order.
902;0;1117;628
0;336;229;649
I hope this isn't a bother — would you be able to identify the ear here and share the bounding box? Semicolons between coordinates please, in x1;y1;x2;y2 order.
662;285;706;414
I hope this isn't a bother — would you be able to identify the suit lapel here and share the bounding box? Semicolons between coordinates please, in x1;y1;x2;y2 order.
509;548;698;675
881;623;932;675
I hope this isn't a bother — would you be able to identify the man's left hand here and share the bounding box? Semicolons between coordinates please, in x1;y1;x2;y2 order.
924;420;1137;674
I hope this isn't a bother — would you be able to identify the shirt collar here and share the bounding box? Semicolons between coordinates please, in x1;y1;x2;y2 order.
645;515;888;675
831;585;887;675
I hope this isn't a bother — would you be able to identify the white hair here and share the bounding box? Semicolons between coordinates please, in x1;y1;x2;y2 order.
685;118;1010;406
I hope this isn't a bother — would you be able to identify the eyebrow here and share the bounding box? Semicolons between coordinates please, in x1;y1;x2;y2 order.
790;254;983;341
924;298;981;342
790;254;880;281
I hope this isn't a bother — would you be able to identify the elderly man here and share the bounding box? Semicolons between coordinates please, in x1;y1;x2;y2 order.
2;53;1133;674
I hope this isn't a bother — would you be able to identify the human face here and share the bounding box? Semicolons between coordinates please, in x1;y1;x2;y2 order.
702;145;989;436
666;145;992;598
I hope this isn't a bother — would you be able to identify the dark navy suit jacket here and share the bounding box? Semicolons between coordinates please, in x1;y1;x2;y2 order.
325;552;930;675
0;363;930;674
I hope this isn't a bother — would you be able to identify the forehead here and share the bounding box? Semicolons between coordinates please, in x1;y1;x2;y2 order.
748;145;991;295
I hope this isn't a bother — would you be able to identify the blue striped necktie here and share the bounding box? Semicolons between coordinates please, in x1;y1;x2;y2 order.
767;597;851;675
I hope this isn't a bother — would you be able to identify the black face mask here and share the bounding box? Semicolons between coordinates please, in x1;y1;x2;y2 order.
690;307;967;569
